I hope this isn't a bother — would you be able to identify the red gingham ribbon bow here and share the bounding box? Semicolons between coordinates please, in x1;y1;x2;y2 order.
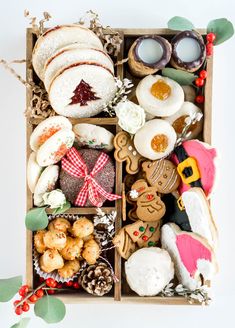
62;147;121;207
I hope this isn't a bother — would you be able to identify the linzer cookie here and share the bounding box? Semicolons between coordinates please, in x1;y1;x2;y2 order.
114;131;144;174
142;159;180;194
130;180;166;222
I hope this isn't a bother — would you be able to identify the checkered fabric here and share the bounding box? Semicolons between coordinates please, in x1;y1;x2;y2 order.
62;147;121;207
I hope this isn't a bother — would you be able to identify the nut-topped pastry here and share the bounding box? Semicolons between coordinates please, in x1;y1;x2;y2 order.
48;218;71;234
60;237;84;260
70;217;94;238
39;249;64;273
43;231;67;250
58;259;81;279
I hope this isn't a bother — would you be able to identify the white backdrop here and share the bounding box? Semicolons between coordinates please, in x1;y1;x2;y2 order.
0;0;234;327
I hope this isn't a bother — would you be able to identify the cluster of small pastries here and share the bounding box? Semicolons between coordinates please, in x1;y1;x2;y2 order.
34;217;100;278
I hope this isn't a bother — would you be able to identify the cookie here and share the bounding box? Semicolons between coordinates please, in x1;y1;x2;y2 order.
134;119;177;160
112;228;137;259
136;75;184;117
161;223;218;291
27;152;43;193
142;159;180;194
114;131;144;174
125;220;161;247
130;179;166;222
172;140;217;197
73;123;114;151
125;247;174;296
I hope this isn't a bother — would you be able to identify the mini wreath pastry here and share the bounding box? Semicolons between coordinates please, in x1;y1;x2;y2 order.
44;44;114;91
134;119;177;160
73;123;114;152
125;247;174;296
32;24;103;80
164;101;203;139
49;63;117;118
128;35;172;77
170;30;206;72
136;75;184;117
60;148;119;207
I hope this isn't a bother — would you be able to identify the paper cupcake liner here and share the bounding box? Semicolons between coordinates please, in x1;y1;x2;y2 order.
33;213;88;282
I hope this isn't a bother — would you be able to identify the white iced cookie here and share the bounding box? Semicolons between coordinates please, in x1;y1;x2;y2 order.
49;63;117;118
136;75;184;117
182;187;218;248
125;247;174;296
161;223;218;291
44;44;114;91
30;116;72;152
34;165;59;207
134;119;177;160
36;128;75;167
164;101;203;139
73;123;114;151
27;152;43;193
32;24;103;80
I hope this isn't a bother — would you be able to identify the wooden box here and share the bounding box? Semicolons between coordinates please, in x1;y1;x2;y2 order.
26;27;212;304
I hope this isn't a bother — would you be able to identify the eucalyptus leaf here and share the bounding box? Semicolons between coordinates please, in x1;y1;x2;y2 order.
52;201;71;215
0;275;22;302
207;18;234;45
34;295;66;324
168;16;194;31
25;207;48;231
10;318;30;328
162;68;197;85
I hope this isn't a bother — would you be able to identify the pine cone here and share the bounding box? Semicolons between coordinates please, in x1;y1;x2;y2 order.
80;262;113;296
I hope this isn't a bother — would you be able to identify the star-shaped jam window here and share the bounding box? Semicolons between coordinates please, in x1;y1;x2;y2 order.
69;79;100;106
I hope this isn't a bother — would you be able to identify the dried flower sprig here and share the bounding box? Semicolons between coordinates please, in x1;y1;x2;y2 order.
24;10;52;36
161;283;211;305
176;111;203;146
102;77;134;117
93;208;116;246
78;10;123;57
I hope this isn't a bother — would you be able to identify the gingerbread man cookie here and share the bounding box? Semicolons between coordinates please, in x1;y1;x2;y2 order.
114;131;144;174
113;220;161;259
142;159;180;194
130;180;166;222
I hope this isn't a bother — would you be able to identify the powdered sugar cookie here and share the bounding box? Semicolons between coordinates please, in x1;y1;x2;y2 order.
36;128;75;167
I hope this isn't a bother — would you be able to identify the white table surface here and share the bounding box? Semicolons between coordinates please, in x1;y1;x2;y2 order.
0;0;234;327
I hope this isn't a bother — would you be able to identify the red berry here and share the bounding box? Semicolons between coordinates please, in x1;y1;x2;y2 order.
48;289;55;295
206;43;213;56
195;78;204;87
65;281;73;287
39;277;45;282
199;70;207;80
73;282;80;289
195;95;205;104
28;294;38;303
15;306;23;315
19;285;29;297
36;289;44;298
57;283;63;289
46;278;57;288
206;32;216;43
22;302;30;312
13;300;21;307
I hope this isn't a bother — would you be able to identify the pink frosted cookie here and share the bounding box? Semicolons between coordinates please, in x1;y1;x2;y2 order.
161;223;218;291
172;140;217;197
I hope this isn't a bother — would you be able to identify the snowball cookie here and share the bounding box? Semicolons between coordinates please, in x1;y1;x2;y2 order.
136;75;184;117
36;128;75;167
30;116;72;152
32;24;103;80
125;247;174;296
27;152;43;193
164;101;203;139
134;119;177;160
49;63;117;118
34;165;59;207
73;123;114;151
44;44;114;91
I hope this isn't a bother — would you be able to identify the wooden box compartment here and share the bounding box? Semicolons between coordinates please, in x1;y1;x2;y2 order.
26;28;212;304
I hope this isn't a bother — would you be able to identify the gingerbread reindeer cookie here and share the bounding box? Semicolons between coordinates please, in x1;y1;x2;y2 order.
142;159;180;194
129;180;166;222
114;131;144;174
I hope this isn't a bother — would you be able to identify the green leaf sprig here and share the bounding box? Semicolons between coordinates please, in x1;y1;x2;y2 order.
162;68;197;85
25;207;48;231
0;276;22;302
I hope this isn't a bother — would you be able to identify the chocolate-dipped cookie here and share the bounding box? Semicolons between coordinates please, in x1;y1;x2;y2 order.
128;35;172;77
170;30;206;72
